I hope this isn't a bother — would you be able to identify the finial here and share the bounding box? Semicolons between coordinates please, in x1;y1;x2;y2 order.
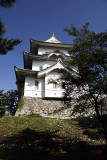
52;32;55;36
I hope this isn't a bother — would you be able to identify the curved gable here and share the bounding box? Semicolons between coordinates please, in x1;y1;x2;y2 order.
38;59;71;78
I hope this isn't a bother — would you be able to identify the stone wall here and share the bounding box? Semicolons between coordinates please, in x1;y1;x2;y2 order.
15;97;94;119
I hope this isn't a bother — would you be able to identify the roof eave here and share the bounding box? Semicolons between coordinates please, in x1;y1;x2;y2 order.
15;66;38;75
23;51;70;62
30;38;73;49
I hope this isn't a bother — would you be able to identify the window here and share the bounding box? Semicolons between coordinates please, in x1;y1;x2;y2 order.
53;83;57;89
40;66;43;71
35;80;39;89
62;82;65;89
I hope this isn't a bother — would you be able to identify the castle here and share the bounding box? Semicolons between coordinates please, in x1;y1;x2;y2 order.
15;33;78;118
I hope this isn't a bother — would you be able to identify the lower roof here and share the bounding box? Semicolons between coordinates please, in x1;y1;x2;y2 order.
14;66;38;84
15;59;78;86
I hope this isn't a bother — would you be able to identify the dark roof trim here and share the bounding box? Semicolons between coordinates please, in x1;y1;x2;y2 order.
23;51;45;59
15;66;38;75
23;51;70;61
30;38;73;48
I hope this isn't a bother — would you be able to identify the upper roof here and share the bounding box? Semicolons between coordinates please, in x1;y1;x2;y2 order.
30;33;73;54
44;33;62;43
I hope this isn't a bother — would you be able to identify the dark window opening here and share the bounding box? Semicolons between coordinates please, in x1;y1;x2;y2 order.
35;80;39;89
62;82;65;89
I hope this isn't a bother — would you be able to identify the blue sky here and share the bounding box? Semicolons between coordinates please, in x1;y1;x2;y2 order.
0;0;107;92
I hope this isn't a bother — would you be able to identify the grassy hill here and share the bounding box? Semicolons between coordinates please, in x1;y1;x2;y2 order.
0;114;106;160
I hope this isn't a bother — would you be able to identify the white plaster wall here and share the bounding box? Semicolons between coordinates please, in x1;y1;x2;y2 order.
38;47;69;56
24;76;45;97
45;71;64;98
32;60;55;71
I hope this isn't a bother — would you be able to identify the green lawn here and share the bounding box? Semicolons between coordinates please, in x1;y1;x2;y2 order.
0;114;106;160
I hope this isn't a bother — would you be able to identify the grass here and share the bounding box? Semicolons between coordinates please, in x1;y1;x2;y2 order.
0;114;106;160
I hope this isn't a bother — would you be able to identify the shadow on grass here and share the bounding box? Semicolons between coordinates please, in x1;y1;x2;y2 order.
77;117;105;140
0;128;106;160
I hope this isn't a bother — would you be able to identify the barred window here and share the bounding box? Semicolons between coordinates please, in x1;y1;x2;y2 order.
35;80;39;89
53;83;57;89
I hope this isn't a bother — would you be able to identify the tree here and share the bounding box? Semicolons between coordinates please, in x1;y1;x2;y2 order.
0;90;20;117
0;0;22;55
5;90;20;115
0;0;16;8
64;23;107;145
0;90;7;116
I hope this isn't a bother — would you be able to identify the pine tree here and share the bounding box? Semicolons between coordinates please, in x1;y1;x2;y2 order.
0;0;16;8
6;90;20;115
0;0;22;55
65;23;107;145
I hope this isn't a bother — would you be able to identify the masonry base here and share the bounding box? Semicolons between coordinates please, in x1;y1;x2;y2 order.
15;97;93;119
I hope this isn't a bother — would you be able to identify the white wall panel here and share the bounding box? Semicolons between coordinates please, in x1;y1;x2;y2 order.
24;76;45;97
32;60;55;71
45;71;64;98
38;48;69;56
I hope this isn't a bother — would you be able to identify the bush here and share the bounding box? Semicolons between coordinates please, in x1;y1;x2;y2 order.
18;96;24;111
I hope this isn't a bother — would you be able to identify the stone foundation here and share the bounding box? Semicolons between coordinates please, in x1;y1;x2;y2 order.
15;97;79;119
15;97;95;119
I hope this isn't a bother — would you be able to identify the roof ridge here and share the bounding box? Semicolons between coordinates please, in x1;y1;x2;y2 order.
44;33;63;44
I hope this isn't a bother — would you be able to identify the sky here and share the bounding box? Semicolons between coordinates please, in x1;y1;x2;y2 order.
0;0;107;92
